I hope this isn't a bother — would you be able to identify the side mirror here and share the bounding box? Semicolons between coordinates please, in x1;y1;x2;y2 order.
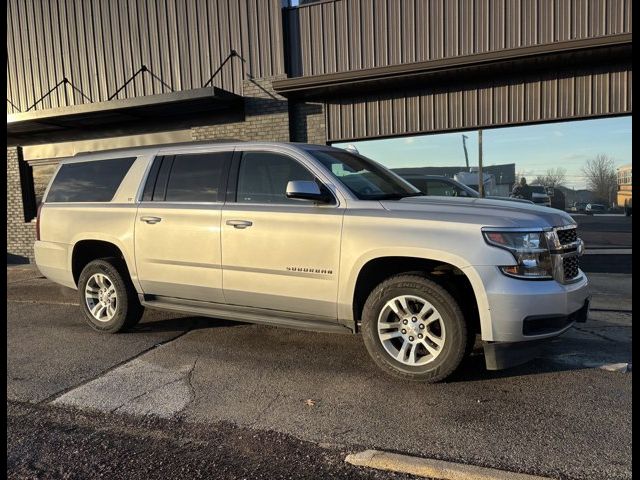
286;180;333;204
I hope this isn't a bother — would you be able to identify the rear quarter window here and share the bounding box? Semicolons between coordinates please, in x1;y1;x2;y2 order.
46;157;136;203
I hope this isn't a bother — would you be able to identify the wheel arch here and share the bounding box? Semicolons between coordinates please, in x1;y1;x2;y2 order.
341;249;490;338
69;235;137;290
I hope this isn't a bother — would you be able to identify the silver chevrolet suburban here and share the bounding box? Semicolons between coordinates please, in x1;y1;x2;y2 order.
35;141;590;382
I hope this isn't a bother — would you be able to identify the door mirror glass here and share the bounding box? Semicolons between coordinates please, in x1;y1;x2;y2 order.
286;181;332;203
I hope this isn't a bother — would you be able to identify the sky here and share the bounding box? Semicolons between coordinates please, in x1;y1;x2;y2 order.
333;116;632;190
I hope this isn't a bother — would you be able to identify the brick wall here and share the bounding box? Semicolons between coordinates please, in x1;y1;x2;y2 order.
192;76;291;142
7;147;37;263
289;101;327;144
192;75;328;146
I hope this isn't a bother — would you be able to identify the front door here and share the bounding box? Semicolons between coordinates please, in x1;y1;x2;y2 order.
134;150;232;302
221;150;344;319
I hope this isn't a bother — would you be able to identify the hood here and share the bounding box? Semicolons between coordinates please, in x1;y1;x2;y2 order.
379;196;575;229
486;195;534;205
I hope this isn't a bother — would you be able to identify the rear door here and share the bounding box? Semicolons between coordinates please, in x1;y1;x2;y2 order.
134;149;232;302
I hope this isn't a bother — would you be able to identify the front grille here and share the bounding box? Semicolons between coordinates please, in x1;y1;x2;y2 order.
563;256;580;280
557;227;577;245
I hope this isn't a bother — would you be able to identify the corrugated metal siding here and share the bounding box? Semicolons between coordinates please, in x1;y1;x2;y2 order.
6;0;285;113
287;0;632;77
326;66;632;142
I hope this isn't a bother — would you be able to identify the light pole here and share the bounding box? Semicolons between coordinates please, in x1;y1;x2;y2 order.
462;134;469;169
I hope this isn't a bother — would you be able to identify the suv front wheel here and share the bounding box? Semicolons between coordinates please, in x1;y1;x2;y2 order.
78;258;144;333
361;274;470;383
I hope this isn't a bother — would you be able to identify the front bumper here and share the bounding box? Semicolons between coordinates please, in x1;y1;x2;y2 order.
473;265;590;343
483;298;590;370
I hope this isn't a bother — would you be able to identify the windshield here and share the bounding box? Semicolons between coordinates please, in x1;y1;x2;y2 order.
307;149;422;200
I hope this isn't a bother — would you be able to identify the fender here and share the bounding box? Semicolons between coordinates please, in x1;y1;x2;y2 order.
339;247;492;340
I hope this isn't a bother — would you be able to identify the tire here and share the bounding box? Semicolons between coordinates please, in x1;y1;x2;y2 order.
361;274;471;383
78;258;144;333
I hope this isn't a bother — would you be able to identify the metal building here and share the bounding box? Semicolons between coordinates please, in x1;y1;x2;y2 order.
7;0;633;261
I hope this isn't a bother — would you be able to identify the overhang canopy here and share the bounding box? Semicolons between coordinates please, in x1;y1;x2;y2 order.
7;87;244;145
273;34;632;100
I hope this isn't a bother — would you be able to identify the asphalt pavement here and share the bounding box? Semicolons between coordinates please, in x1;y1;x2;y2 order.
7;264;632;480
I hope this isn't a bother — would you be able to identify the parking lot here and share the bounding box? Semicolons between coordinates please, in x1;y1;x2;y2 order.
7;234;632;480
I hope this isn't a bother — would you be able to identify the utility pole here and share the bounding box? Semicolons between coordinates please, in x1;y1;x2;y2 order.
462;134;469;169
478;129;484;198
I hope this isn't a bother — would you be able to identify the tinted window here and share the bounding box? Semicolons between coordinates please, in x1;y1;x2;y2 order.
141;156;165;201
164;153;229;202
426;180;460;196
46;157;135;203
236;152;314;204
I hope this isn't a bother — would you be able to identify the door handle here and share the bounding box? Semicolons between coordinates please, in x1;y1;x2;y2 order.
140;216;162;224
226;219;253;229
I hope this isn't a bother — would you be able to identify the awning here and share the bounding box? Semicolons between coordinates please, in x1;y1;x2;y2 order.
7;87;244;145
273;34;632;100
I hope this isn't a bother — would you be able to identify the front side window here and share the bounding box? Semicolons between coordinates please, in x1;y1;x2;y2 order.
236;152;315;204
307;149;421;200
46;157;136;203
163;152;229;202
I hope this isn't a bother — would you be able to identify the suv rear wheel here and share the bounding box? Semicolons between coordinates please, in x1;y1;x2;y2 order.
361;274;470;382
78;258;144;333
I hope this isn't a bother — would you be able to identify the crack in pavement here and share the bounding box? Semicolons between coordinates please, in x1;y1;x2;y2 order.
180;357;200;418
248;393;282;429
41;328;194;406
110;377;186;415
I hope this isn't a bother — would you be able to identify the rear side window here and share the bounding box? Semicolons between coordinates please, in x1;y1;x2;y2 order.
142;152;231;202
165;153;228;202
46;157;136;203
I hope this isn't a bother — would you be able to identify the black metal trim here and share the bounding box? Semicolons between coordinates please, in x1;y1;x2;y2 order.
273;34;632;98
108;65;174;101
153;155;174;202
225;150;242;204
18;152;37;222
142;156;164;202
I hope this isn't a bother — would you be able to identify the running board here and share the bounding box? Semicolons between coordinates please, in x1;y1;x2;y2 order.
140;294;354;334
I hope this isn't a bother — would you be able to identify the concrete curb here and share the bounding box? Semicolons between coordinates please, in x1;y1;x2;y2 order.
599;362;632;373
345;450;553;480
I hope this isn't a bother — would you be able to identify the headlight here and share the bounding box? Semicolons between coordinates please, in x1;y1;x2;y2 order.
482;229;553;280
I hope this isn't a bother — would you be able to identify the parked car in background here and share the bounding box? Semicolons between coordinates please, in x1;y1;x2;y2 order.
585;203;606;215
399;174;534;204
529;185;552;207
570;202;588;213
